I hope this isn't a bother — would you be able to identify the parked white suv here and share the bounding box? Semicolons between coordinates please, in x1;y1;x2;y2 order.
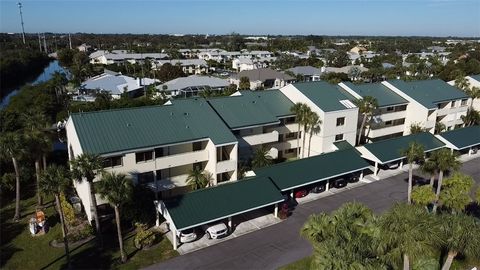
177;228;197;243
203;222;228;239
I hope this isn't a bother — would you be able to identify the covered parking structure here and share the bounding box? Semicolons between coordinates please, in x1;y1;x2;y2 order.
157;176;283;250
437;125;480;156
254;148;370;194
356;132;446;176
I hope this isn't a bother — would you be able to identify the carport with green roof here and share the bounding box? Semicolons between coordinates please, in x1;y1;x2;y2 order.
157;176;284;250
254;148;370;194
437;125;480;155
356;132;446;176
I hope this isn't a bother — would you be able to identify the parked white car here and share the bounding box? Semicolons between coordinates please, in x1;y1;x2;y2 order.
177;228;197;243
203;222;228;239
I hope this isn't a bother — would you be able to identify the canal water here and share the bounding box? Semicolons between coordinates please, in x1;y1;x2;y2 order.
0;60;69;109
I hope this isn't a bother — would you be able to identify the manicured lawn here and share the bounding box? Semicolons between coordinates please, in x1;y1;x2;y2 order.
1;189;178;270
279;256;313;270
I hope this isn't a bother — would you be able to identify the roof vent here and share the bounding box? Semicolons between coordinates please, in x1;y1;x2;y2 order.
186;125;189;129
184;112;189;116
170;112;174;116
339;99;356;109
126;123;132;127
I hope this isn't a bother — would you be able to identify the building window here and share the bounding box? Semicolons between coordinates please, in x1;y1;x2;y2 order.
284;149;295;154
103;156;122;168
336;117;345;126
137;171;154;184
154;147;168;158
335;134;344;141
386;106;394;112
385;120;392;126
285;132;296;139
395;105;407;112
282;116;296;124
193;141;203;151
136;150;153;163
461;99;468;106
451;101;456;108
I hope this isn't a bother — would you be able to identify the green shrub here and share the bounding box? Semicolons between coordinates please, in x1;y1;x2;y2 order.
67;223;94;242
60;193;76;227
134;223;156;249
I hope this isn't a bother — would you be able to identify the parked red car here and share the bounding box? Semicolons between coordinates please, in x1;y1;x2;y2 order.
294;189;308;198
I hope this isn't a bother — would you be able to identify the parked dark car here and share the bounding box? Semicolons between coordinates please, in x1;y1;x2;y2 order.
294;189;308;198
348;173;361;183
332;178;348;189
310;183;327;193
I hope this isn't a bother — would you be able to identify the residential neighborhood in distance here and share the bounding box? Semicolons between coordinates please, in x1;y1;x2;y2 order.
1;0;479;269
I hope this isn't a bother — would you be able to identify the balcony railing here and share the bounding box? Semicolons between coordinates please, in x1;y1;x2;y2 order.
216;159;237;174
239;130;279;146
155;150;208;170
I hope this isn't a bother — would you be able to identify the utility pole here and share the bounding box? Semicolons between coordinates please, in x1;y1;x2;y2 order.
43;34;47;53
17;2;26;44
68;33;72;49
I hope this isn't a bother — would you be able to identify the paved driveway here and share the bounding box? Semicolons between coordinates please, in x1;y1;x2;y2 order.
146;158;480;270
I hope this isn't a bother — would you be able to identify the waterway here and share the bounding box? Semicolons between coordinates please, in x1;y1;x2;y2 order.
0;60;69;109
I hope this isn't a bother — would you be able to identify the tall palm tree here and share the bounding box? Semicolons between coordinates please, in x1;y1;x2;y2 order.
251;146;273;169
0;132;25;221
70;153;105;245
438;213;480;270
186;168;209;190
22;109;52;206
300;106;313;158
429;149;461;213
378;203;439;270
290;103;309;158
401;142;425;204
411;185;436;211
354;96;378;145
409;122;424;134
40;164;71;267
98;172;133;263
306;111;322;157
465;86;480;109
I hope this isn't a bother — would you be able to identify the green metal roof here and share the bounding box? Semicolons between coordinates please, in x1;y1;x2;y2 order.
343;82;408;107
439;125;480;150
333;140;354;150
388;79;468;109
363;132;445;164
255;148;370;191
71;99;236;155
207;90;293;129
164;176;284;231
292;81;357;112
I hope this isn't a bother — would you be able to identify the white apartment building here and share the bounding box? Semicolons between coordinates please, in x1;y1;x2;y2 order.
339;82;409;142
207;90;299;161
382;79;471;134
280;81;359;155
89;50;168;65
447;74;480;111
66;99;238;221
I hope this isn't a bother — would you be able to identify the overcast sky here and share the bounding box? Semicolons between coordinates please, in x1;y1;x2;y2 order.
0;0;479;37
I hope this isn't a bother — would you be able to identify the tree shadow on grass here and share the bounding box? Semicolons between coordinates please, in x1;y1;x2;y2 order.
0;244;23;268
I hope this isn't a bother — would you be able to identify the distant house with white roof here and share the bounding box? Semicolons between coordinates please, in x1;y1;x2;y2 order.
232;57;276;72
156;75;229;98
79;70;158;99
153;59;209;75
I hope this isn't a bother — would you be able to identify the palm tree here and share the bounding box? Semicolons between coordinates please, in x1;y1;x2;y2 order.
290;103;304;158
40;164;71;267
353;96;378;145
98;172;133;263
434;122;446;134
454;75;470;91
461;108;480;126
438;172;474;214
251;146;273;169
438;213;480;270
465;86;480;109
22;109;52;206
0;132;25;221
301;202;382;269
186;168;209;190
379;203;439;270
429;149;461;213
203;171;214;187
420;158;437;187
306;111;322;157
300;106;313;158
70;153;105;245
409;122;424;134
401;142;425;204
411;186;436;211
